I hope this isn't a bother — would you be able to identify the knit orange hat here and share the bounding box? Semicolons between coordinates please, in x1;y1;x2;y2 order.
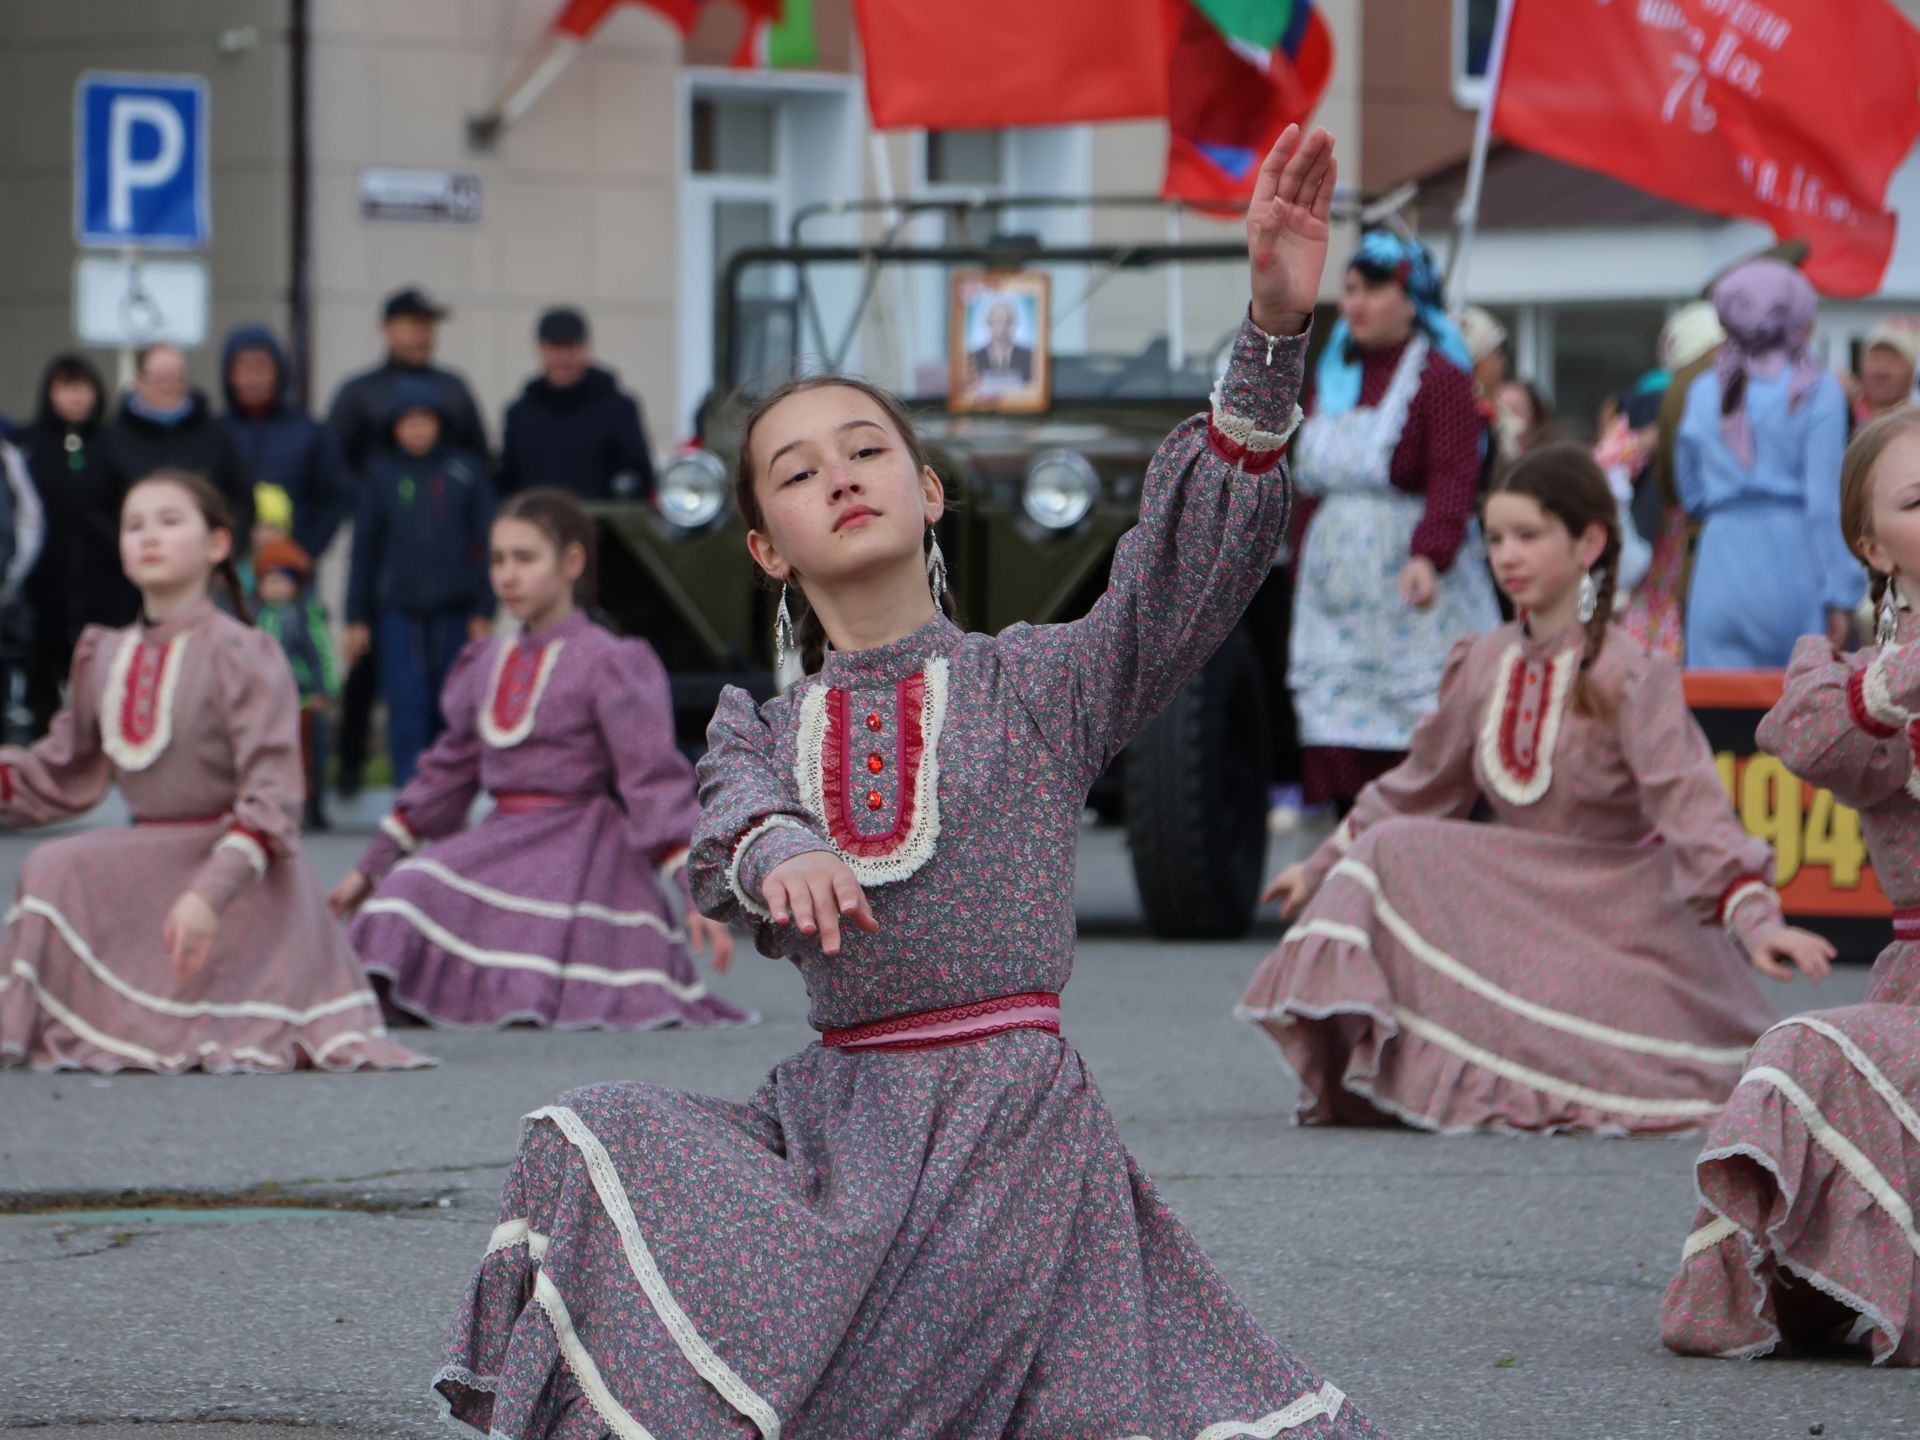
253;537;312;581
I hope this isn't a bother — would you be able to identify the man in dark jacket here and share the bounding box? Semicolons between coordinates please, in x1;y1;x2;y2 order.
99;343;254;549
221;325;350;561
326;286;488;795
344;377;494;788
19;355;118;729
497;306;655;500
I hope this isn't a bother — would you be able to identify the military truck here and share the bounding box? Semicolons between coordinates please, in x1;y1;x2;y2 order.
595;196;1330;940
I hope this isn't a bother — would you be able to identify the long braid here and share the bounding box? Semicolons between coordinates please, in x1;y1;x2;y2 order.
217;555;253;625
1573;522;1621;718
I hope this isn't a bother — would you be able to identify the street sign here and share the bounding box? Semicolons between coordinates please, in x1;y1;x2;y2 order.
358;168;484;224
74;72;210;249
73;256;209;347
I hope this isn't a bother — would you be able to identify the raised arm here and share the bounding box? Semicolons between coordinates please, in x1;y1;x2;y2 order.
357;639;490;881
1621;655;1783;952
1755;636;1912;811
0;627;113;825
186;629;304;913
1000;127;1332;788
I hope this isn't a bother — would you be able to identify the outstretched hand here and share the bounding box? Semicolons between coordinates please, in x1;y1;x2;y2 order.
762;851;880;957
1261;862;1316;922
1746;924;1835;984
1248;124;1337;338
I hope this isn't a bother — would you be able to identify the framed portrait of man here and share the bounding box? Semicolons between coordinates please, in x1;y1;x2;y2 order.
948;271;1051;414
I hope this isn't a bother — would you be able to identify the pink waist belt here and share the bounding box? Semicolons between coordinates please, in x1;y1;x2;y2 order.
1895;908;1920;941
490;790;600;814
820;991;1062;1052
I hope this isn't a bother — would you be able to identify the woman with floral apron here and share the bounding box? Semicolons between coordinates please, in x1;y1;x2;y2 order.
1288;232;1500;810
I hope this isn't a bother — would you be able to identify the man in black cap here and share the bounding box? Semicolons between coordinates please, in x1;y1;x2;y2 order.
497;305;655;501
324;286;491;797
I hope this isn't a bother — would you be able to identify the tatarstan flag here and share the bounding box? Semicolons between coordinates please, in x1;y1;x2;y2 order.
1165;0;1333;204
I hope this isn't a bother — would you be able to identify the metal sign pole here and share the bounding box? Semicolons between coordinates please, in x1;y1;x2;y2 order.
1447;0;1517;302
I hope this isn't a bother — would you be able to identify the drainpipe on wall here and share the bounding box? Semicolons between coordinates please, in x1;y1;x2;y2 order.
288;0;313;409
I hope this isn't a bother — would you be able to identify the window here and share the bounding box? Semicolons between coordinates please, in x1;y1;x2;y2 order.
691;97;776;177
925;129;1005;188
1453;0;1500;109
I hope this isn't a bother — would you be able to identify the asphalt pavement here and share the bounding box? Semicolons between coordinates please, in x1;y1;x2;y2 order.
0;799;1910;1440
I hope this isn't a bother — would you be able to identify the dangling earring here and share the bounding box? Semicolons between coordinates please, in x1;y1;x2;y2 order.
926;534;948;605
1877;577;1901;647
774;582;795;669
1576;568;1598;625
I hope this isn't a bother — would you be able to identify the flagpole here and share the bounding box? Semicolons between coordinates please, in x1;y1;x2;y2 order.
1446;0;1516;300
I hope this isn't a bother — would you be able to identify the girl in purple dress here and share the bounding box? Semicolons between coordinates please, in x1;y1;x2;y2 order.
1663;410;1920;1364
1242;444;1834;1136
331;489;747;1031
433;129;1387;1439
0;471;426;1073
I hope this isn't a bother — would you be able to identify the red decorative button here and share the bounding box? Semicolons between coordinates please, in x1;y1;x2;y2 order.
866;713;883;732
866;789;885;810
867;752;885;774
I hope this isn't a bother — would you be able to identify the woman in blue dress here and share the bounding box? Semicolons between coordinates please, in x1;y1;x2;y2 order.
1677;259;1857;667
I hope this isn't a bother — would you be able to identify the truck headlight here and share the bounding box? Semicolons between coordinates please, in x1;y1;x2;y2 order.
1021;450;1099;531
657;451;729;529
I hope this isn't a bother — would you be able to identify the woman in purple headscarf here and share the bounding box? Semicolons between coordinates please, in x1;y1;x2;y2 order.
1676;259;1858;667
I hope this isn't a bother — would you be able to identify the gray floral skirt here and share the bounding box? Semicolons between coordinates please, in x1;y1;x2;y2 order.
434;1029;1385;1438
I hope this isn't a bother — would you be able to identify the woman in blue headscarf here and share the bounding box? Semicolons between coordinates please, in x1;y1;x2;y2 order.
1677;259;1857;667
1287;230;1501;811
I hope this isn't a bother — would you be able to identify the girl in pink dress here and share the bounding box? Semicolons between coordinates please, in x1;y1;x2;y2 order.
1240;443;1834;1135
0;470;427;1073
330;489;748;1030
1663;409;1920;1364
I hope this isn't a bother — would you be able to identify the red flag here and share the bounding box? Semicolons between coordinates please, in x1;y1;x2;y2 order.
1491;0;1920;296
1163;1;1333;206
853;0;1175;130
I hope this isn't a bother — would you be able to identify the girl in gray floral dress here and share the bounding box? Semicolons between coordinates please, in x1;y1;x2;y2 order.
433;127;1387;1440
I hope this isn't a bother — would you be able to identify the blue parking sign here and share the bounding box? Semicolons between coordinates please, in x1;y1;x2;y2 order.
75;72;209;249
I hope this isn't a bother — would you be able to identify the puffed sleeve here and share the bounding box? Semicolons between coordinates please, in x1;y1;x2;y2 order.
996;312;1305;789
1405;357;1483;572
1298;636;1484;893
689;686;834;947
0;626;114;825
1621;653;1783;952
1755;636;1911;812
591;638;701;902
357;638;490;881
187;627;304;913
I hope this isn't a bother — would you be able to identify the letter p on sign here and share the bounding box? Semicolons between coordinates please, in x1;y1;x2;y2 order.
76;73;209;250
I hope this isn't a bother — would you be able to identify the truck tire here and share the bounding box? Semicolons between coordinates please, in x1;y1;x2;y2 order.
1123;626;1273;940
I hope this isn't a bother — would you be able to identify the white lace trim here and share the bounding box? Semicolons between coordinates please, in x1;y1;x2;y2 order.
7;958;185;1068
1208;383;1305;456
725;815;812;920
1861;643;1912;732
478;639;565;749
99;631;190;773
1740;1065;1920;1259
794;658;948;887
530;1270;660;1440
1477;641;1577;807
1392;1005;1722;1119
1719;879;1774;933
658;846;689;881
1310;860;1753;1063
1116;1383;1347;1440
214;831;268;879
1681;1214;1741;1260
528;1104;781;1439
358;898;706;999
381;813;421;854
1769;1014;1920;1146
6;899;376;1023
1331;815;1356;854
390;856;679;936
485;1217;551;1261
